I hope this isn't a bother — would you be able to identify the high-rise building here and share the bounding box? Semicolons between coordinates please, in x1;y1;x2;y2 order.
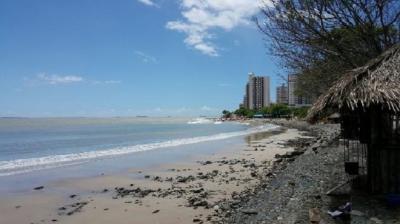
288;74;298;106
276;84;288;104
242;83;249;108
242;73;270;110
288;74;312;107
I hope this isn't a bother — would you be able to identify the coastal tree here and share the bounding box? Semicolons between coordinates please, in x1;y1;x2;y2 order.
222;110;232;118
270;104;291;117
234;107;255;118
261;104;291;118
291;106;310;118
257;0;400;98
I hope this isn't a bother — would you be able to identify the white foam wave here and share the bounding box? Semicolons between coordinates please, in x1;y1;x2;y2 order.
0;124;279;176
187;118;213;124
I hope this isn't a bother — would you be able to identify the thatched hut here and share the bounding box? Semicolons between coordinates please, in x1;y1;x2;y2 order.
307;44;400;194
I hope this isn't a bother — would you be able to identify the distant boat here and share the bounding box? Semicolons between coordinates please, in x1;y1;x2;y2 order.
136;115;148;118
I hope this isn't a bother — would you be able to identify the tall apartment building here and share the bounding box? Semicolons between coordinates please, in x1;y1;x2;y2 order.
288;74;312;107
276;84;288;104
288;74;298;106
242;73;270;110
242;83;249;109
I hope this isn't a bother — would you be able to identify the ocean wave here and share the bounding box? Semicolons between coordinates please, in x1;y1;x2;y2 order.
0;124;279;176
187;118;213;124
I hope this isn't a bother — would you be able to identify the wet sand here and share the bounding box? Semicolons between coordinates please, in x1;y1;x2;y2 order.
0;128;308;224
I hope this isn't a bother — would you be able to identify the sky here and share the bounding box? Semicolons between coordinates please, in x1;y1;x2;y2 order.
0;0;284;117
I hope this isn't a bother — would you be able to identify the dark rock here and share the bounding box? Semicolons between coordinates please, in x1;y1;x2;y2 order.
290;150;304;156
202;161;213;165
191;188;204;194
193;200;208;207
287;157;296;162
116;187;155;198
152;209;160;214
188;196;209;207
241;209;258;215
266;172;274;177
153;176;162;181
176;175;195;183
59;201;88;216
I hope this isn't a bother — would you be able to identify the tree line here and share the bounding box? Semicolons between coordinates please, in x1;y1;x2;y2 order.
222;104;309;119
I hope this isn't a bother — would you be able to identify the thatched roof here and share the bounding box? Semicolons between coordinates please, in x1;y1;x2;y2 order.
307;44;400;122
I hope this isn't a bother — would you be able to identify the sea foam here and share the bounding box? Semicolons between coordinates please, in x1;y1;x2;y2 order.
187;117;214;124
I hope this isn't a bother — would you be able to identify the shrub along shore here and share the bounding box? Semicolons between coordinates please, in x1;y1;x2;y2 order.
222;104;310;119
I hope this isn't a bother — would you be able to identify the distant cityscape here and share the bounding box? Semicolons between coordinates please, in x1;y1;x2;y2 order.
240;73;312;110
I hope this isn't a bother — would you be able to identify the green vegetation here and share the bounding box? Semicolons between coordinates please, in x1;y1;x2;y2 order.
291;107;309;119
222;104;310;119
261;104;291;118
221;110;232;118
233;107;255;118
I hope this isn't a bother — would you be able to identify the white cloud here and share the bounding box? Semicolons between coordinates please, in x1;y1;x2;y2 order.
166;0;264;56
104;80;121;84
137;0;157;7
92;80;122;85
37;73;83;85
30;73;121;86
135;51;158;63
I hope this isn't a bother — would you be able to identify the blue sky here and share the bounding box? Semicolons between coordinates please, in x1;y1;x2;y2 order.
0;0;283;117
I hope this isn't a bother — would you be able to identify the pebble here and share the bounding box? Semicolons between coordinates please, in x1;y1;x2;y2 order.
241;209;258;215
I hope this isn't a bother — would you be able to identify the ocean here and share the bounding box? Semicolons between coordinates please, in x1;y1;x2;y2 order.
0;117;278;192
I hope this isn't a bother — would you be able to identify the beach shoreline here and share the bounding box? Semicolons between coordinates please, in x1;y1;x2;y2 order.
0;122;310;224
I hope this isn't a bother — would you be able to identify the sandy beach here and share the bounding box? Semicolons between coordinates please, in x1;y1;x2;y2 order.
0;127;309;224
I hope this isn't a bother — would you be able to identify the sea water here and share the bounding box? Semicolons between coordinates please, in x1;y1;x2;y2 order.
0;117;278;192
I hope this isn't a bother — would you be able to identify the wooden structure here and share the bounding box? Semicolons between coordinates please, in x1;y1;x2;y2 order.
307;45;400;194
